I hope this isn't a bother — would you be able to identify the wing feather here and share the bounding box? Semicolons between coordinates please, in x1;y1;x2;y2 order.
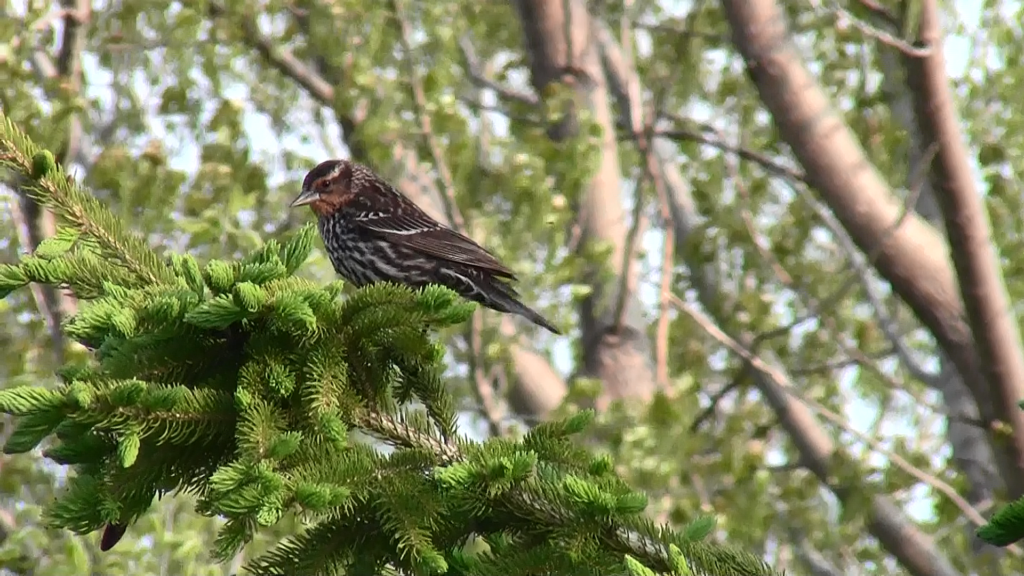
354;208;518;280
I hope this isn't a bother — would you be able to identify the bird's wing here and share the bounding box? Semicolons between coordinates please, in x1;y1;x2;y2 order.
353;208;519;280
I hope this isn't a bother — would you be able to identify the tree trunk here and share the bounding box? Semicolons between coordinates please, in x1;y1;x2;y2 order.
513;0;657;409
904;0;1024;499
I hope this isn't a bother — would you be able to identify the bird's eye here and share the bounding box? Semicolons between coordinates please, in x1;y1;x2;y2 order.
316;179;329;190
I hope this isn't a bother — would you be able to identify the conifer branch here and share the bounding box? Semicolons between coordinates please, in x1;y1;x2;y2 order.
0;110;176;288
0;115;779;576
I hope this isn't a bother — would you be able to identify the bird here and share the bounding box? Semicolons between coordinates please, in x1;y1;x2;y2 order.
289;159;561;335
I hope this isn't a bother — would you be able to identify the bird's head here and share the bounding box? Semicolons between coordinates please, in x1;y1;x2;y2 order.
290;159;357;217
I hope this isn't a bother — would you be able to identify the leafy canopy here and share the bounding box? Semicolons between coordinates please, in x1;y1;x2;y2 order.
0;111;778;576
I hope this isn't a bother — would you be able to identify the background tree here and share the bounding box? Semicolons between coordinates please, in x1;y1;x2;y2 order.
0;0;1021;575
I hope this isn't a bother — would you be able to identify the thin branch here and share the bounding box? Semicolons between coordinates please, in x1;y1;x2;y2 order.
853;0;901;30
689;367;749;433
210;3;334;105
10;0;92;366
655;197;674;389
788;355;866;376
592;20;673;336
5;189;63;351
390;1;524;432
388;0;463;231
811;0;930;57
751;142;937;352
614;171;648;333
672;294;1018;553
745;200;949;426
633;21;727;44
651;123;807;183
787;528;846;576
469;309;504;437
702;118;937;400
793;183;937;384
459;37;540;106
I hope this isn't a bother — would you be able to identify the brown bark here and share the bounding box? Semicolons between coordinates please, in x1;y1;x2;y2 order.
877;39;1003;554
503;329;567;417
717;0;1024;499
904;0;1024;497
513;0;657;409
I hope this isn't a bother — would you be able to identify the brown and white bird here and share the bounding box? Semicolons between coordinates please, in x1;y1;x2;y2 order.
290;159;561;335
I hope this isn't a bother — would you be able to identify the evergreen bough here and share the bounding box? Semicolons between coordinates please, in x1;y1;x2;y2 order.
0;111;779;576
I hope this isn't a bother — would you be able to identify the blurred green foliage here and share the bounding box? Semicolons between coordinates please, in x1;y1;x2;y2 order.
0;0;1022;575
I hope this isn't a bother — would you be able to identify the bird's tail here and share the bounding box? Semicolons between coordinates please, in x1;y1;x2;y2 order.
100;522;127;551
487;281;562;335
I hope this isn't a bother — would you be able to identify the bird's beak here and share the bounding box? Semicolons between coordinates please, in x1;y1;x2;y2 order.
290;189;320;208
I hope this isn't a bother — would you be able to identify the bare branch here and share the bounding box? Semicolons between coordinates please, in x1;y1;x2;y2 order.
673;294;975;575
811;0;930;57
689;368;748;433
459;37;540;106
751;142;936;352
5;190;63;352
652;122;807;183
790;183;937;385
595;17;721;307
591;20;674;336
654;196;674;389
210;3;334;106
852;0;901;30
9;0;91;365
787;529;846;576
389;0;464;232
